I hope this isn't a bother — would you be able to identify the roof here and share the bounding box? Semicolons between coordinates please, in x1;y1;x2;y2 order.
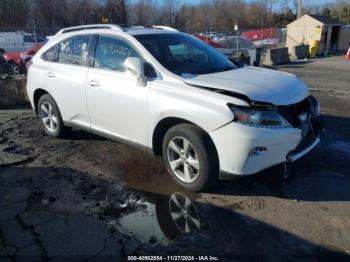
287;14;341;27
308;15;341;25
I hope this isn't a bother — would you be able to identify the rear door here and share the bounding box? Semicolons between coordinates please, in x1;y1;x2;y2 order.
40;34;93;127
85;35;149;146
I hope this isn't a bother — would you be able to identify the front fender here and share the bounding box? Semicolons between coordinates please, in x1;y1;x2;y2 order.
148;81;239;147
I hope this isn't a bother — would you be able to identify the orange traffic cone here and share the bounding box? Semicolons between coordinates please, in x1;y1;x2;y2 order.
345;47;350;59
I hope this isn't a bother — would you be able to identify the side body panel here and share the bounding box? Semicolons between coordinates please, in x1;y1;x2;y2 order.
86;68;149;145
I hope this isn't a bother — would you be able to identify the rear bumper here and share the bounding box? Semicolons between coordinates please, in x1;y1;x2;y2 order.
210;120;320;176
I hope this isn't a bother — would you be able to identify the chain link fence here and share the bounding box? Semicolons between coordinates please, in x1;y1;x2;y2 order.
188;28;287;65
1;26;287;69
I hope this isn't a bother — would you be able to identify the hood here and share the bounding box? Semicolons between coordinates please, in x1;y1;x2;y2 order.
183;66;309;105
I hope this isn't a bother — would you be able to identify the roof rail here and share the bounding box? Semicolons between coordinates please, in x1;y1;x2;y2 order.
55;24;178;35
152;25;179;32
55;24;124;35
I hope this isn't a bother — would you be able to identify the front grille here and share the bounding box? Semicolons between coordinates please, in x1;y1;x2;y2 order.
278;96;322;155
277;97;315;128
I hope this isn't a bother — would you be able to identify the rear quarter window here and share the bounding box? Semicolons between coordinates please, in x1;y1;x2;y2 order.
42;44;60;62
58;35;91;66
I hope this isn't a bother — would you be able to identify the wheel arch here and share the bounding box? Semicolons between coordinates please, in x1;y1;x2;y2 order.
152;117;219;161
33;88;49;114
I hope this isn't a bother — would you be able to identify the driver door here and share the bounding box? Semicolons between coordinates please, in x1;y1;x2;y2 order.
86;35;149;146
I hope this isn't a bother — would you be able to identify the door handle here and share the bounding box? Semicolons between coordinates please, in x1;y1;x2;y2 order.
87;79;100;87
47;72;55;78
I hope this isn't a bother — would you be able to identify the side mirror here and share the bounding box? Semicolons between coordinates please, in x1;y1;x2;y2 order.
124;57;147;87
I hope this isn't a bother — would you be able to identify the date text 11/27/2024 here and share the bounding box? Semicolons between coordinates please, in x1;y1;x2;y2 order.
127;255;220;261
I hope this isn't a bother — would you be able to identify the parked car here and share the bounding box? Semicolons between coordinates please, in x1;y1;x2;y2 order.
0;32;46;52
195;34;257;65
0;48;10;80
0;48;20;80
200;32;227;41
5;44;44;74
26;24;322;191
241;28;280;48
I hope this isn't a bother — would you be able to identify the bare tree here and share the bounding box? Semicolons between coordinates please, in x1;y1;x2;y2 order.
128;0;158;25
158;0;181;26
1;0;348;35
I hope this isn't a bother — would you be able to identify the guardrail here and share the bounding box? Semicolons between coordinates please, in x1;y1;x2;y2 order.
290;45;309;60
263;47;290;66
0;77;29;108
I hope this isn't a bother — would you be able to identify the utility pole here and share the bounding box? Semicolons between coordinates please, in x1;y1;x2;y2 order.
297;0;303;19
26;0;37;44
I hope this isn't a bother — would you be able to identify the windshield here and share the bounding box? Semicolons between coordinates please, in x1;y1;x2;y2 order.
134;33;237;76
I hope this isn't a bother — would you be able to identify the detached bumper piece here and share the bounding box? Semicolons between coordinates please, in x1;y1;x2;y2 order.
289;116;322;161
284;117;321;178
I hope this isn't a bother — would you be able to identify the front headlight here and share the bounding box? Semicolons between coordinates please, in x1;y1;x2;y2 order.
229;106;291;128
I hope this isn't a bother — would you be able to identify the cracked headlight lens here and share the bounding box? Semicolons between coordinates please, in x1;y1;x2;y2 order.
229;106;291;128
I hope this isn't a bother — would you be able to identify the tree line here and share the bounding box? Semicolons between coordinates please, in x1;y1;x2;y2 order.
0;0;349;34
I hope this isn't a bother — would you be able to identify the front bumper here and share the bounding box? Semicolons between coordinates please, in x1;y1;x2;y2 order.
288;136;320;162
210;118;321;176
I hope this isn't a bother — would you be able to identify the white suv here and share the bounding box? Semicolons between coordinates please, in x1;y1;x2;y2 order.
26;24;321;191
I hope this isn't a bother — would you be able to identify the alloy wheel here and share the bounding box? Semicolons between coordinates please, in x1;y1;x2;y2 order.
40;102;58;133
10;64;20;77
167;136;200;183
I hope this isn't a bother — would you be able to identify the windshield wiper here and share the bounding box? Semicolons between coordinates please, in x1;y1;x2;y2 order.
211;65;235;73
191;66;232;75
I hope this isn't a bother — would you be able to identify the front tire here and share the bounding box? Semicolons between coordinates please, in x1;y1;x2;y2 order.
38;94;66;138
162;124;219;192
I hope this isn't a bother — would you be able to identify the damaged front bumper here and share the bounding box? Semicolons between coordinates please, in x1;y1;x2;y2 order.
210;116;322;177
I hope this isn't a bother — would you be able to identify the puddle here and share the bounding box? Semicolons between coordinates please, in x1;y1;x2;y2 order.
116;200;168;244
114;192;207;245
331;140;350;156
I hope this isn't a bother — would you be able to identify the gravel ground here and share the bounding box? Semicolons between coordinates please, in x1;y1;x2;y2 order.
0;55;350;261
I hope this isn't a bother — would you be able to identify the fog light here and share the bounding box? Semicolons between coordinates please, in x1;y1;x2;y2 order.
248;147;267;156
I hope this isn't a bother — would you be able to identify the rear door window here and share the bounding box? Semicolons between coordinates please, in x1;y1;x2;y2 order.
58;35;91;66
94;35;140;72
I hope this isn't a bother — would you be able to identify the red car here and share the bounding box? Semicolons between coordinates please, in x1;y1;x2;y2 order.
5;44;43;74
241;29;280;48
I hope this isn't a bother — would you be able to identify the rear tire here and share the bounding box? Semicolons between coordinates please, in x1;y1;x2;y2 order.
9;62;20;77
38;94;67;138
162;124;219;192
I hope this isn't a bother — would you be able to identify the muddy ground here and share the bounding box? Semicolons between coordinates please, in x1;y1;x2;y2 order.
0;55;350;261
